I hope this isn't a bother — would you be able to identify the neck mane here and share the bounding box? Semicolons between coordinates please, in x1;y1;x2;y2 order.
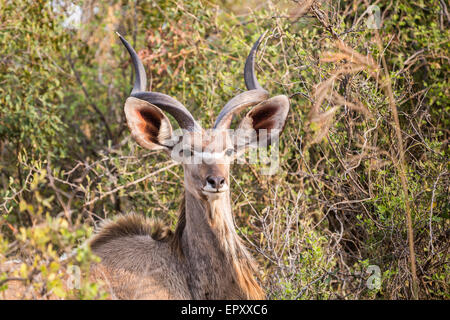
170;191;264;299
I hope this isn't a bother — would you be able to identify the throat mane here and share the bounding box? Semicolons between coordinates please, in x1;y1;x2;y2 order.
182;191;265;299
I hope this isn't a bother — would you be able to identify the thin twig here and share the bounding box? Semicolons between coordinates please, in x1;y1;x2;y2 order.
83;161;177;207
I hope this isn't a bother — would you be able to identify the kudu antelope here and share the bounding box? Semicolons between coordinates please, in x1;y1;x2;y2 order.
88;32;290;300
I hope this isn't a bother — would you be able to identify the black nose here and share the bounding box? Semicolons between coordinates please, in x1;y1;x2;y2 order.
206;175;225;190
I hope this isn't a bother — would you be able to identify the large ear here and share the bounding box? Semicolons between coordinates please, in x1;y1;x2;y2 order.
236;95;290;148
124;97;174;151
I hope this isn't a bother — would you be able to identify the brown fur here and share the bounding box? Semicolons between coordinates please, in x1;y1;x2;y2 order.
89;194;264;300
206;198;264;300
169;198;186;259
90;214;173;251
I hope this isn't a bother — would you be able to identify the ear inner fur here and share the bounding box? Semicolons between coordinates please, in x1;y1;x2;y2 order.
124;97;173;150
238;95;290;138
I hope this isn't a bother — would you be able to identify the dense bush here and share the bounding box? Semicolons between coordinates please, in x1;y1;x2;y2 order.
0;0;448;299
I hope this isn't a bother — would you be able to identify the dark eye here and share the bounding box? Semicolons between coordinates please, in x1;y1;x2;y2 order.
225;148;234;157
181;147;192;158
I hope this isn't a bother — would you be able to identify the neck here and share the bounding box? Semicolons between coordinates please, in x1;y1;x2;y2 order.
176;189;264;299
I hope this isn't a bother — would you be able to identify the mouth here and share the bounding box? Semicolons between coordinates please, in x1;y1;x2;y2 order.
202;183;229;195
202;189;227;194
201;185;229;195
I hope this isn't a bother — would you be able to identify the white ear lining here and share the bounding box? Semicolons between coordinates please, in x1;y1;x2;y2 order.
157;118;172;143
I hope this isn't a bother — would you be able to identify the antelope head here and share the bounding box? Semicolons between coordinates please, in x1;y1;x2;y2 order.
118;32;290;203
